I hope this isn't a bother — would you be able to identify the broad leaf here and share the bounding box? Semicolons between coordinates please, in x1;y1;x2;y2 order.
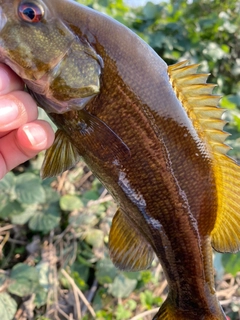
108;274;137;298
96;258;118;284
10;204;38;225
0;200;23;220
85;229;104;248
0;293;17;320
8;263;39;297
28;203;60;233
222;253;240;276
60;195;84;211
14;173;46;204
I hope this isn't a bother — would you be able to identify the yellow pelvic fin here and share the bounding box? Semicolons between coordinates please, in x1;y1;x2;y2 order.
41;129;80;179
168;60;240;253
109;209;154;271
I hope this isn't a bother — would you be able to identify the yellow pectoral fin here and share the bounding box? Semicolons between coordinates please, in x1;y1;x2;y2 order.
41;129;80;179
109;209;155;271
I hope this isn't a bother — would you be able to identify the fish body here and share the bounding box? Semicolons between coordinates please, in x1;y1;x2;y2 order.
0;1;239;319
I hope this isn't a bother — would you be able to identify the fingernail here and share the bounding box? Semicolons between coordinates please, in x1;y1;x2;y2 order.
22;123;47;147
0;99;19;124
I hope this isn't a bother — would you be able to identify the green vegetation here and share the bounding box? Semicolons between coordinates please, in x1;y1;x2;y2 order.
0;0;240;319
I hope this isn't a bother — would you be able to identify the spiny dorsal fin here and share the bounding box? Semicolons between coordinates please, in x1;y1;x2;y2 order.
168;60;227;151
41;129;80;179
109;209;154;271
168;60;240;253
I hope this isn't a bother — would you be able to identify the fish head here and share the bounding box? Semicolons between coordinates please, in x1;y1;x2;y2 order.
0;0;102;113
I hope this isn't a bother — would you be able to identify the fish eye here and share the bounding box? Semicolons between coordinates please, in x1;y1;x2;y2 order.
18;1;44;23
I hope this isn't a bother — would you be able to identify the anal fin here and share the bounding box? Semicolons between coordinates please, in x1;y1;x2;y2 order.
109;209;154;271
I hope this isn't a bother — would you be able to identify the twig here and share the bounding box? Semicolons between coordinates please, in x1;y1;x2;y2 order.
78;171;93;187
61;267;82;319
57;171;69;193
220;299;233;306
154;279;168;297
8;238;27;245
0;224;14;233
58;306;71;320
87;195;113;207
61;269;96;318
217;285;238;299
99;188;108;200
82;279;98;316
130;308;160;320
0;232;10;259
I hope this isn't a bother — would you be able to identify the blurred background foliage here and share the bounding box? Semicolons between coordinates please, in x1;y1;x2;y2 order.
0;0;240;319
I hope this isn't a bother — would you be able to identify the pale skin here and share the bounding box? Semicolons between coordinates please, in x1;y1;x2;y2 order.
0;63;54;180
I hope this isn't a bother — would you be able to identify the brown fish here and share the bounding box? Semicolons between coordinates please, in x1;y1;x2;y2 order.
0;0;239;319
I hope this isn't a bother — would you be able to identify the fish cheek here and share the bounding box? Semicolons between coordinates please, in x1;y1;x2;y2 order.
49;40;102;101
0;16;75;79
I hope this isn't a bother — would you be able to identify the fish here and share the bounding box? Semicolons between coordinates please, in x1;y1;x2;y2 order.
0;0;239;319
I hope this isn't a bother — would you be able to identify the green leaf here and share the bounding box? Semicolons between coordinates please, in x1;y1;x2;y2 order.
143;2;158;20
85;229;104;248
116;304;131;320
71;271;88;290
28;202;60;233
0;200;23;220
60;195;84;211
44;186;60;203
10;204;38;225
69;212;98;228
96;258;118;285
108;274;137;298
36;262;51;291
222;253;240;276
0;172;15;193
202;42;226;61
140;290;162;310
34;286;48;308
0;293;17;320
0;273;7;287
8;263;39;297
14;173;46;204
0;173;16;213
82;190;99;202
33;262;49;307
126;299;137;311
220;96;237;110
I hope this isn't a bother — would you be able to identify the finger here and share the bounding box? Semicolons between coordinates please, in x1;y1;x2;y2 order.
0;120;55;180
0;91;39;137
0;63;24;94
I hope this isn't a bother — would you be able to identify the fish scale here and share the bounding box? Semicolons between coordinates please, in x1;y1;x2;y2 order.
0;0;239;319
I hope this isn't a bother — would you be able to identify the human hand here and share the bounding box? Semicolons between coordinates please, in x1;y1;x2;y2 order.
0;63;55;180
